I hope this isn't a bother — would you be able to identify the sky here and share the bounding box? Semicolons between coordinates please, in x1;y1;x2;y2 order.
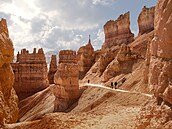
0;0;157;55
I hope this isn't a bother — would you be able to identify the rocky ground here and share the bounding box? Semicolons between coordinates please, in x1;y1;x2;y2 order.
4;84;151;129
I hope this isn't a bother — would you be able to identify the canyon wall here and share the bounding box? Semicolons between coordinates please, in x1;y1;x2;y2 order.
48;55;57;84
0;18;18;124
11;48;49;101
77;37;95;79
149;0;172;105
82;12;155;85
102;12;134;50
138;6;155;36
136;1;172;128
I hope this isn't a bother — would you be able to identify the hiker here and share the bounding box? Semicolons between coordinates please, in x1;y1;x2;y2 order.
88;80;90;84
111;82;113;89
121;78;126;84
114;82;118;89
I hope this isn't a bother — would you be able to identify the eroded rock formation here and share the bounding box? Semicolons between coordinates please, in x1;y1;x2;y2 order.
136;1;172;128
16;50;79;122
0;18;18;124
11;48;49;100
102;44;137;82
98;50;116;76
59;50;77;64
3;0;172;128
77;36;95;79
54;50;79;111
138;6;155;36
102;12;134;50
48;55;57;84
149;0;172;105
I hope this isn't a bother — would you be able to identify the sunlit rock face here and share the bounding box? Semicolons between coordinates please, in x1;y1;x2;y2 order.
54;50;79;111
98;50;116;76
58;50;77;64
48;55;57;84
17;50;79;122
0;18;18;124
11;48;49;101
138;6;155;36
77;37;95;79
149;0;172;105
102;12;134;50
102;44;138;82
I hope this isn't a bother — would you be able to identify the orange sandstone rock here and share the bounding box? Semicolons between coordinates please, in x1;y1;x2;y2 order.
102;44;137;82
54;50;79;111
11;48;49;101
138;6;155;36
77;36;95;79
17;50;79;121
102;12;134;50
136;98;172;129
0;18;18;124
48;55;57;84
59;50;77;64
98;50;116;76
149;0;172;105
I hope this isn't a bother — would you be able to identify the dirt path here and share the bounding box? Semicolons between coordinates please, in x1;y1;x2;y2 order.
81;83;152;97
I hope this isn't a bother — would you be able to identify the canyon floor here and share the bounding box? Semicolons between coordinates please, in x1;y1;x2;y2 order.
4;83;152;129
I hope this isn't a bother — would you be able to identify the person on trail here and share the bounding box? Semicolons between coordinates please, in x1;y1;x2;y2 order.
114;82;118;89
111;82;113;89
88;80;90;84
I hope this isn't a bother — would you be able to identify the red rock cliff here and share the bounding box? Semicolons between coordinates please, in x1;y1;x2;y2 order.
11;48;49;101
0;18;18;124
102;12;134;50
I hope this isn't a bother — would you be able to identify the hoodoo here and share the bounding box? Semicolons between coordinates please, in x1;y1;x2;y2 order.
102;12;134;50
48;55;57;84
11;48;49;100
77;36;95;79
138;6;155;36
54;50;79;111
